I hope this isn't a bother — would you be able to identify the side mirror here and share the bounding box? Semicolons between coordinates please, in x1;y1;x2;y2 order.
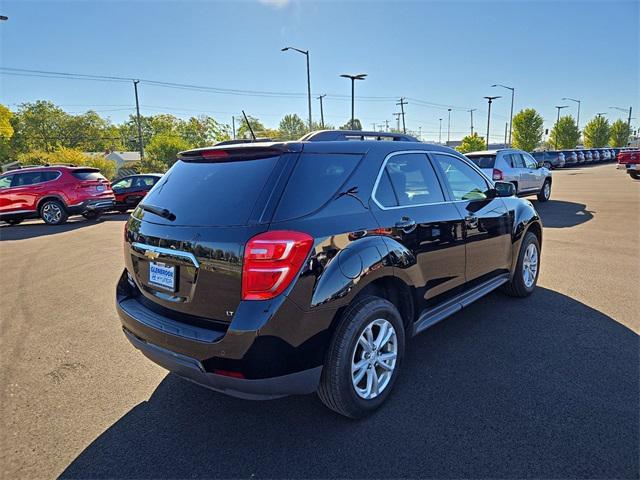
493;181;516;197
537;162;545;168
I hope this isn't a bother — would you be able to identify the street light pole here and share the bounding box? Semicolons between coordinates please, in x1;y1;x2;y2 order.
562;97;581;130
492;84;515;146
484;96;501;150
554;105;569;149
282;47;312;130
447;108;452;144
438;118;442;144
340;74;367;129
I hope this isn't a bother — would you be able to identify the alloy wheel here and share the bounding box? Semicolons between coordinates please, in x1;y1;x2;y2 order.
42;203;62;224
522;243;539;288
351;319;398;400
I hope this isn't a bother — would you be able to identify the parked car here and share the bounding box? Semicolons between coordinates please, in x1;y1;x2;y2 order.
600;149;611;162
465;149;553;201
582;150;594;163
531;151;566;169
608;149;617;162
562;150;577;166
112;173;163;213
0;165;114;225
116;130;544;418
575;150;586;163
592;150;601;162
617;149;640;179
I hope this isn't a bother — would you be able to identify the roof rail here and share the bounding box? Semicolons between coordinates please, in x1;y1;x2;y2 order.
300;130;420;143
215;138;274;146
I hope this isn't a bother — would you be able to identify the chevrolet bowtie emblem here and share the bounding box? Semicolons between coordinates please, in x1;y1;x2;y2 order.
144;250;160;260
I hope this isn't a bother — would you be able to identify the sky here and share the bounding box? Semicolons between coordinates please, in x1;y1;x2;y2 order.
0;0;638;143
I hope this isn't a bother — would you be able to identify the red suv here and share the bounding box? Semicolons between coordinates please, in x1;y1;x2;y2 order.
111;174;163;213
0;165;115;225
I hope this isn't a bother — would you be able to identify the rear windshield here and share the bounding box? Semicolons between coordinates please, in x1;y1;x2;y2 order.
72;170;105;180
273;153;361;221
141;156;279;226
465;155;495;169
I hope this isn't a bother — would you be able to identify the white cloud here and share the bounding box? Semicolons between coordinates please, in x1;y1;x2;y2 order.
258;0;290;7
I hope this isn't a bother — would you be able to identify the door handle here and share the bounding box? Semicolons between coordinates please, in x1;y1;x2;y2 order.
465;215;479;229
395;216;417;234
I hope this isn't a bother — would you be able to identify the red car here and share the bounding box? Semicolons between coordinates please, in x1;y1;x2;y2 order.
0;165;115;225
617;149;640;180
111;174;163;213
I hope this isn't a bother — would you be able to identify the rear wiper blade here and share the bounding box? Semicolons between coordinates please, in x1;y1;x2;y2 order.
139;203;176;221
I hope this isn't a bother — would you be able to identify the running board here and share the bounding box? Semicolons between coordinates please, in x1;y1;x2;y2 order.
412;274;510;336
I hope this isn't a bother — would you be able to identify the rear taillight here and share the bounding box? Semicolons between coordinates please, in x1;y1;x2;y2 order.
241;230;314;301
492;168;503;181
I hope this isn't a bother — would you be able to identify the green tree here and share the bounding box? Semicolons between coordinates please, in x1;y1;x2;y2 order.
583;116;610;148
237;115;265;139
455;133;486;153
340;119;362;130
16;147;117;178
512;108;544;152
145;133;191;168
10;101;71;153
178;116;230;147
609;119;631;147
0;104;14;164
278;114;307;140
548;116;580;149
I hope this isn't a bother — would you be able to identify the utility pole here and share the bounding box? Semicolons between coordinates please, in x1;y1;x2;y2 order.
133;80;144;159
447;108;452;144
554;105;569;149
438;118;443;144
609;106;633;129
469;108;476;136
232;116;236;140
393;112;401;132
384;119;390;132
484;96;501;150
504;123;508;146
418;126;422;141
371;123;377;131
396;97;408;133
317;94;326;129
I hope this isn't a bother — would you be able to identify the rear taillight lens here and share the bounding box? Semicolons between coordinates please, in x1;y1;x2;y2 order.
242;230;314;301
492;168;503;181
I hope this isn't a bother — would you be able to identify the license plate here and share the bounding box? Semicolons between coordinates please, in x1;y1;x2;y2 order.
97;185;105;192
149;262;176;291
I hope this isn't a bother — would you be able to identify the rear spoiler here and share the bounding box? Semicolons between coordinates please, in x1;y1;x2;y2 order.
178;144;300;162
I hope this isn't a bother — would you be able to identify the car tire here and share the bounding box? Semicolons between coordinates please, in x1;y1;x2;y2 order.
501;231;540;298
537;179;551;202
39;199;68;225
543;161;552;170
629;171;640;180
317;295;405;419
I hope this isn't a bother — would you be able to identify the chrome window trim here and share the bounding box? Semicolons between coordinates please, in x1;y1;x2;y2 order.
131;242;200;268
3;170;62;188
371;150;493;211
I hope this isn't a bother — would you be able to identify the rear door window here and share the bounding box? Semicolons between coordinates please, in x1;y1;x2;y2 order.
273;153;361;221
374;153;445;208
512;154;527;168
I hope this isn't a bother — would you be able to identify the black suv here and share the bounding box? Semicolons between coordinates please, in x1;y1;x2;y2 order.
117;130;543;418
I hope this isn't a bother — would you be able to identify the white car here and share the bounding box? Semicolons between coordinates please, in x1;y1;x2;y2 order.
465;149;552;202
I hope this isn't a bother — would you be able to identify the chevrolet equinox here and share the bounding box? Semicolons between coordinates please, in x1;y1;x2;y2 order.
117;130;543;418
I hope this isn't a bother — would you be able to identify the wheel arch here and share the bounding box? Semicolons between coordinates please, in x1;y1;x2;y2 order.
37;195;68;213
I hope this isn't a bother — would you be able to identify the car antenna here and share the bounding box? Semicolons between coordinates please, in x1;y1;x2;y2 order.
242;110;257;142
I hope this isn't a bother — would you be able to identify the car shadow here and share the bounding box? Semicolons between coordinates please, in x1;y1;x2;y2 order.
0;212;129;241
61;288;638;479
534;200;594;228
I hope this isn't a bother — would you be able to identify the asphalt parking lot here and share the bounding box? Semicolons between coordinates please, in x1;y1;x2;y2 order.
1;164;638;479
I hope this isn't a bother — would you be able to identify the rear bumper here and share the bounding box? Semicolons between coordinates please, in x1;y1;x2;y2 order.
123;329;322;400
68;197;115;214
116;270;332;398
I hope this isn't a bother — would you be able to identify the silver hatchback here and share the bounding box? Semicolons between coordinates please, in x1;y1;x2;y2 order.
465;149;553;202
